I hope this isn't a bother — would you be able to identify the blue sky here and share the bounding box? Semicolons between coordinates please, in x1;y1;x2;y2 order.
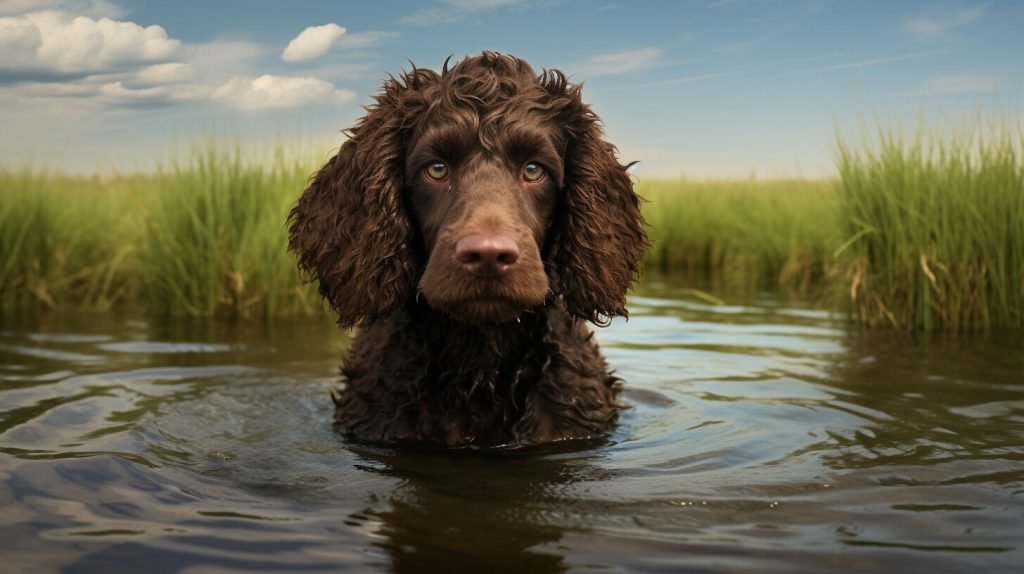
1;0;1020;177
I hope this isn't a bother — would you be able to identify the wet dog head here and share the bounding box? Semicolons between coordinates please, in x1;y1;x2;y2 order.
289;52;647;327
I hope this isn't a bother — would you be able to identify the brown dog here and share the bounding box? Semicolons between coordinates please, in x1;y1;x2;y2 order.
289;52;647;447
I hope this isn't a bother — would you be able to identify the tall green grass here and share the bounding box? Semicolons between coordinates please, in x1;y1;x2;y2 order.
0;170;136;309
639;178;840;293
1;143;322;318
2;125;1022;332
836;127;1024;331
136;145;320;317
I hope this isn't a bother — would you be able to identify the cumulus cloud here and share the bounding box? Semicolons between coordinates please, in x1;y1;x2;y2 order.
1;9;361;112
6;75;206;110
99;80;170;100
0;16;43;68
282;23;345;62
136;62;192;84
16;80;97;97
575;47;662;77
211;74;355;110
0;10;180;77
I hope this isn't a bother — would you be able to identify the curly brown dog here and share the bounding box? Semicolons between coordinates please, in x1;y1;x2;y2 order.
289;52;647;447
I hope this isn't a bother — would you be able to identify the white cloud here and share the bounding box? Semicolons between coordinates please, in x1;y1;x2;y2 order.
135;62;192;84
575;47;662;77
282;22;346;62
334;30;395;49
0;15;42;67
8;75;208;109
99;80;170;100
0;9;363;112
17;80;97;97
93;80;203;105
0;10;179;76
905;4;987;37
211;74;355;110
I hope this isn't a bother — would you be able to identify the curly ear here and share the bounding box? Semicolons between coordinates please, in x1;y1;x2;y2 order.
553;92;648;326
289;71;434;327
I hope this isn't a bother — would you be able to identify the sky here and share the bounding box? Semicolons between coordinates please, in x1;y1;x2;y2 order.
0;0;1021;178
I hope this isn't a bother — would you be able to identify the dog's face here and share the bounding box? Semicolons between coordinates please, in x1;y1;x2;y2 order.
404;97;566;323
289;52;647;328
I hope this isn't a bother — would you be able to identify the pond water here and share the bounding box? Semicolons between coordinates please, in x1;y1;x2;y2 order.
1;280;1022;573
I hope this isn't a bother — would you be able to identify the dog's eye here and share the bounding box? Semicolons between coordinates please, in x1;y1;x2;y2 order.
425;162;449;181
522;162;545;183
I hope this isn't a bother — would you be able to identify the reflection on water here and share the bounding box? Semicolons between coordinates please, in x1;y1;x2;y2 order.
1;282;1022;572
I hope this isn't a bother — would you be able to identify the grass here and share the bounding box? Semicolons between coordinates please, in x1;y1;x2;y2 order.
135;145;321;317
0;170;135;310
1;124;1022;332
835;126;1024;331
1;143;323;319
639;177;841;294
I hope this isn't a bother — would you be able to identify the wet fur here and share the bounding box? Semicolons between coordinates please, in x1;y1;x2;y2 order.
288;52;647;447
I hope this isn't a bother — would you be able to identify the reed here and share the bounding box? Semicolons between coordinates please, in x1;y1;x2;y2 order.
835;126;1024;331
1;143;323;318
2;125;1021;331
134;144;321;317
0;169;137;310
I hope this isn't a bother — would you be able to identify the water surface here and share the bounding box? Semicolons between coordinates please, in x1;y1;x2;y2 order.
1;281;1022;572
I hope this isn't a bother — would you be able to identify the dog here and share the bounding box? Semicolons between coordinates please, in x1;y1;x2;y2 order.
289;52;647;447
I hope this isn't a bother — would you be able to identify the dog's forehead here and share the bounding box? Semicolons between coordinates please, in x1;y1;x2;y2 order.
411;94;563;151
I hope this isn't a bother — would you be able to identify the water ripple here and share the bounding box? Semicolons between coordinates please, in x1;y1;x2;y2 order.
0;293;1021;572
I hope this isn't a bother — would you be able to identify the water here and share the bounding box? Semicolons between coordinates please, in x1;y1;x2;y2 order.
1;281;1022;573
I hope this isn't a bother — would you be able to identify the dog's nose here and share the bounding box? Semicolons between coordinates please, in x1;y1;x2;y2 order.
455;233;520;277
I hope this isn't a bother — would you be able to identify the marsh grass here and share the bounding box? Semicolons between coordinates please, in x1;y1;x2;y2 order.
1;143;323;318
836;127;1024;331
136;145;321;317
2;127;1022;331
0;170;136;310
639;178;841;294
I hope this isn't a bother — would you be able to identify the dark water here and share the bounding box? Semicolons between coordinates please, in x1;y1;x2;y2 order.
1;281;1022;573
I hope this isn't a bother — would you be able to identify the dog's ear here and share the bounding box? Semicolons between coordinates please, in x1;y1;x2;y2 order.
548;79;649;326
289;70;436;327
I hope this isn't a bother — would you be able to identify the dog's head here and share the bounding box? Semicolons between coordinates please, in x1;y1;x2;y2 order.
289;52;647;327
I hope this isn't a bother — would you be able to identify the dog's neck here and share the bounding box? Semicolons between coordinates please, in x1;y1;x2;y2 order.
400;300;557;400
409;300;550;361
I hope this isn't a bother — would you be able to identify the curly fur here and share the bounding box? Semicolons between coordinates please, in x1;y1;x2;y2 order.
288;52;647;447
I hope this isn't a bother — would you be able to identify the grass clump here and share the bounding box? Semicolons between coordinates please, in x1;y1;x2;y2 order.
0;170;137;309
836;126;1024;331
136;145;320;317
1;143;323;319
